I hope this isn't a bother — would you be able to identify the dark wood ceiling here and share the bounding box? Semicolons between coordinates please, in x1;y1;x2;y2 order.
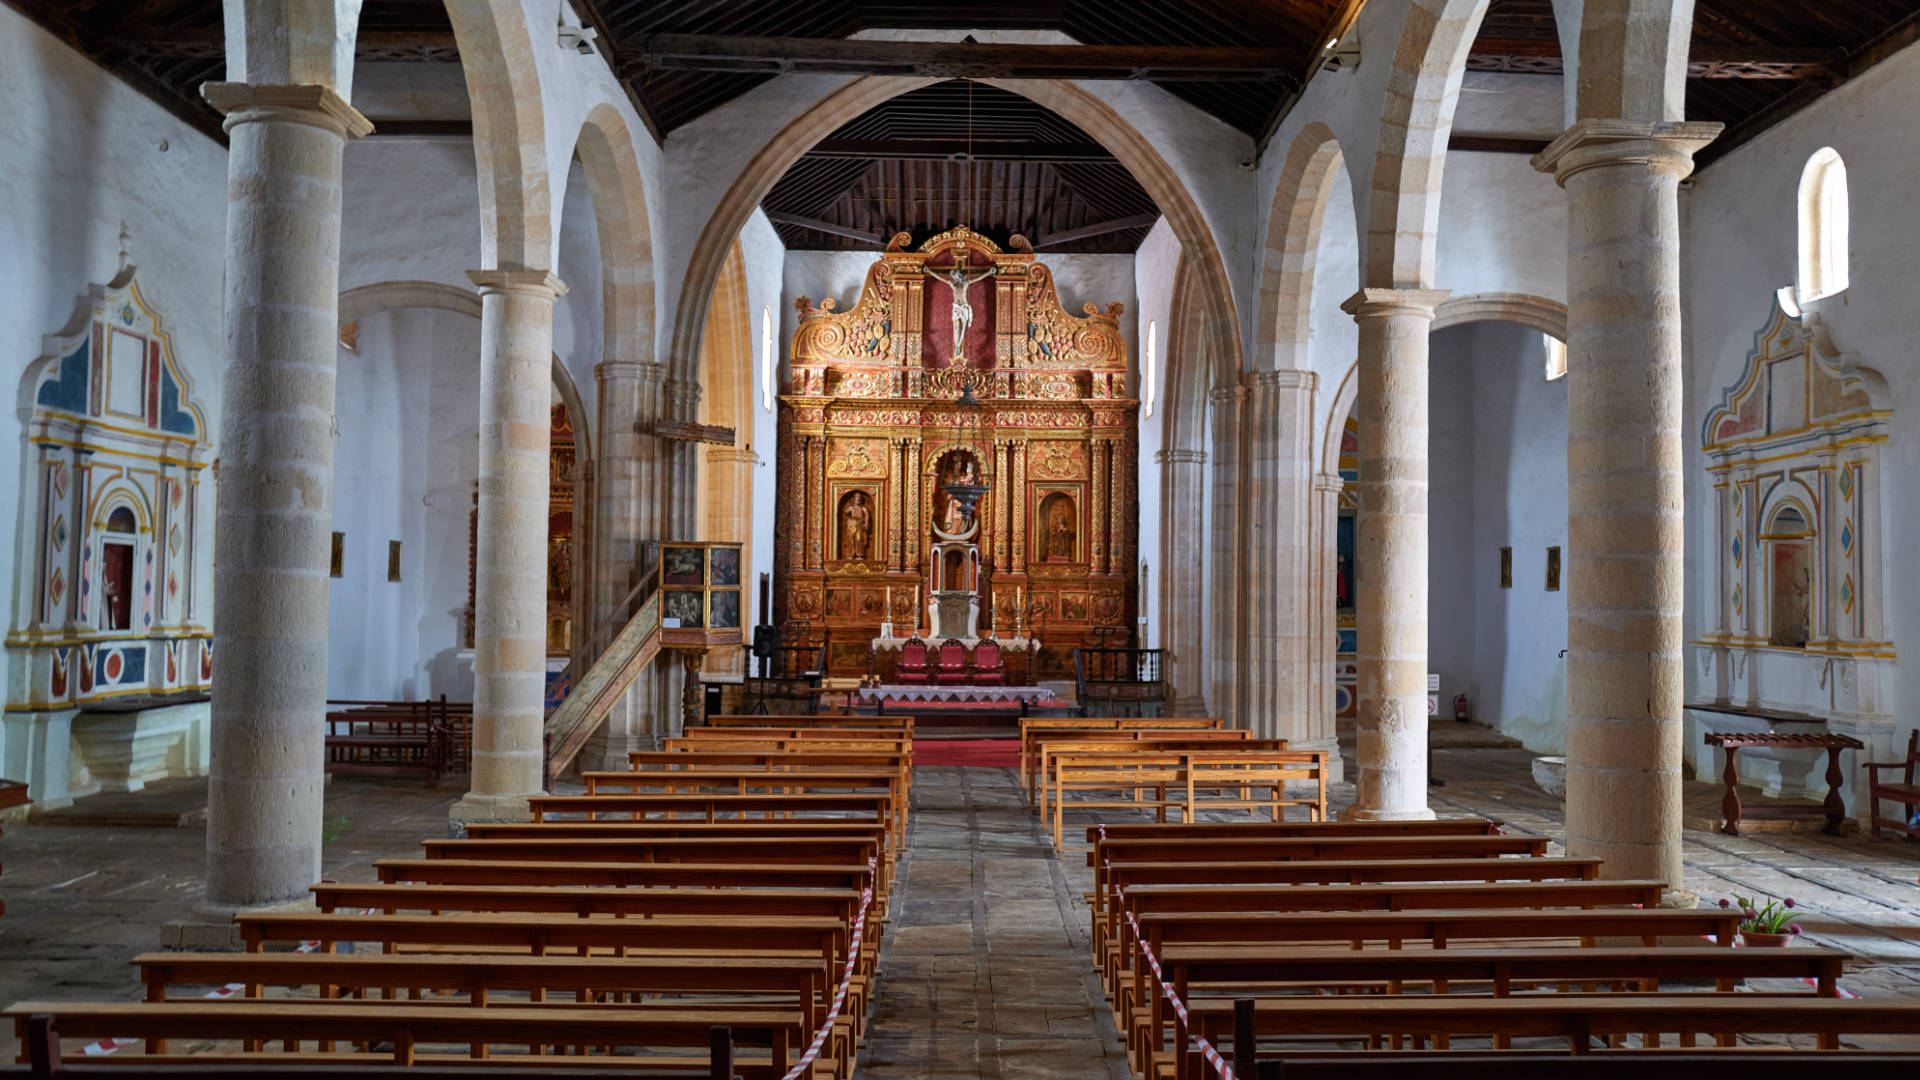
762;81;1159;253
10;0;1919;214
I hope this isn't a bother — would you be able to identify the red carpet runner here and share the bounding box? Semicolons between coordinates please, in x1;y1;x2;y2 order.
912;738;1019;769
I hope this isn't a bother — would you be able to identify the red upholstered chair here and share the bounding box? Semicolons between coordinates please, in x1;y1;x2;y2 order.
897;637;930;685
972;639;1005;686
936;639;969;685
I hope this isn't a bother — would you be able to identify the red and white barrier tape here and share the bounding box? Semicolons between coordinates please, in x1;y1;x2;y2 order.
781;855;878;1080
79;908;376;1057
1097;826;1237;1080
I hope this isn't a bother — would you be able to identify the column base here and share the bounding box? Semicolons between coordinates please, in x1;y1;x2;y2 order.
579;731;656;773
1340;804;1438;822
162;895;318;950
1655;887;1699;909
448;791;537;837
1289;737;1343;786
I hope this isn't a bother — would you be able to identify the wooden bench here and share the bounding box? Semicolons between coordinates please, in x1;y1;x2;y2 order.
577;769;908;844
1025;730;1258;802
7;1001;800;1075
325;704;446;786
374;859;872;892
416;836;890;900
1088;833;1551;873
1189;996;1920;1074
1018;717;1223;791
310;882;863;924
1045;750;1329;846
622;750;911;799
1157;945;1851;1064
706;714;913;736
663;736;912;759
1086;819;1504;841
1224;1052;1920;1080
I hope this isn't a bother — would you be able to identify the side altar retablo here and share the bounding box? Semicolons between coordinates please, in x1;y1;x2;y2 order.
774;226;1139;678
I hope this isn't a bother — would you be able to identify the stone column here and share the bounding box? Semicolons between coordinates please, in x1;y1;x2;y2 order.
1207;385;1246;725
1245;370;1320;747
1156;448;1209;713
1309;473;1347;782
451;270;566;830
1341;288;1448;821
200;83;369;907
583;359;657;769
1535;120;1718;899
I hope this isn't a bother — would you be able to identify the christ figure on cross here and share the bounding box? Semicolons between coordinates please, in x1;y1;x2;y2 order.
942;245;996;365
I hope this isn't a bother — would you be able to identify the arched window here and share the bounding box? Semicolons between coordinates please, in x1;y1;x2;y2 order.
1143;319;1158;418
1543;334;1567;382
760;306;775;413
1796;147;1849;306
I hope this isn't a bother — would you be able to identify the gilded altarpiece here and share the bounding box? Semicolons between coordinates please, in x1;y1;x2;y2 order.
775;228;1139;677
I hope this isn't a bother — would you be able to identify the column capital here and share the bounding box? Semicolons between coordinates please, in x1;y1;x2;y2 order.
201;82;373;139
1340;288;1449;321
596;360;665;383
1312;472;1345;494
1246;369;1318;393
1531;118;1724;186
1207;384;1248;405
706;447;760;465
467;269;568;299
1155;448;1208;466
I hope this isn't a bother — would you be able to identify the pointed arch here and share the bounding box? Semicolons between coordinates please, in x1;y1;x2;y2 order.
575;103;657;367
1258;122;1346;372
1432;292;1569;339
669;77;1243;390
1366;0;1494;288
1574;0;1696;123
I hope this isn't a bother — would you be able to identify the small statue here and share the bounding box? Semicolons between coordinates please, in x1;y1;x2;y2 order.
841;491;872;560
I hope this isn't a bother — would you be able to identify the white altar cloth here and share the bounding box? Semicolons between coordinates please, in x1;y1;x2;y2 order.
869;635;1039;651
856;685;1058;706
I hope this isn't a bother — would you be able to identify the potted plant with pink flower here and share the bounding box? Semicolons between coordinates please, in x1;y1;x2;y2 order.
1718;893;1802;946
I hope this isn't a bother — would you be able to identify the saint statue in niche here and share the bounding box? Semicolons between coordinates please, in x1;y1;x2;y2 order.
1045;496;1076;561
840;491;873;560
942;244;997;364
549;537;573;596
941;492;973;535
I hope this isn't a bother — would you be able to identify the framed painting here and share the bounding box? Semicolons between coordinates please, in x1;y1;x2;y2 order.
663;545;705;587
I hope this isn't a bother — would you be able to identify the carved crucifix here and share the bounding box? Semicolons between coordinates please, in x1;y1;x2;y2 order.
942;244;997;364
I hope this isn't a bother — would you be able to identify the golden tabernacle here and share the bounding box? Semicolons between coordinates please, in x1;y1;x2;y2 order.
774;226;1139;679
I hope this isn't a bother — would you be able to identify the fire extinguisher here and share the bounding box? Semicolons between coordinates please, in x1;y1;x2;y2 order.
1453;693;1471;723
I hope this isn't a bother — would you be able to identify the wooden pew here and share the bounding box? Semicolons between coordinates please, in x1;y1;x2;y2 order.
1018;717;1223;792
324;701;446;786
374;859;872;892
575;769;908;844
8;1001;799;1075
135;952;828;1039
1190;996;1920;1075
1045;750;1330;846
1026;731;1260;802
416;835;889;899
1087;819;1504;841
1153;949;1856;1073
310;882;862;923
622;750;912;806
1227;1052;1920;1080
663;735;911;758
1087;834;1551;872
706;714;913;736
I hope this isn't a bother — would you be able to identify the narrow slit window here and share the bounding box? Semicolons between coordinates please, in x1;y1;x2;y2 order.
1796;147;1849;306
1544;334;1566;381
761;306;775;413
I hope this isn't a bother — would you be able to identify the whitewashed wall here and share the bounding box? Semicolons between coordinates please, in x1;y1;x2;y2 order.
739;209;786;631
0;7;228;768
1682;37;1920;765
327;308;484;700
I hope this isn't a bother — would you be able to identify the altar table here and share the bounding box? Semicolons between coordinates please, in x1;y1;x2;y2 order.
857;685;1058;711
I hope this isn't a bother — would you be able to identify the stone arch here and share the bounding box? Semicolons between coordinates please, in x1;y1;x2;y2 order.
444;1;551;271
1574;0;1695;123
335;280;591;460
1161;257;1212;454
1258;122;1347;372
574;103;657;366
670;77;1243;388
697;240;755;668
223;0;359;89
1365;0;1494;288
1155;255;1211;713
1319;361;1360;482
1432;292;1569;340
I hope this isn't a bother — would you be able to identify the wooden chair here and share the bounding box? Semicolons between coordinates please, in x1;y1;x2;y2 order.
896;636;930;685
934;639;968;685
972;638;1005;686
1867;728;1920;838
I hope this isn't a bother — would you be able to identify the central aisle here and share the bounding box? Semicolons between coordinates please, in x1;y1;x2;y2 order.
854;762;1134;1079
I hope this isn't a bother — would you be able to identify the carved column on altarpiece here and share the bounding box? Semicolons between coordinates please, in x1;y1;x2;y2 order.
993;439;1011;572
1011;440;1030;566
1091;438;1110;574
889;438;906;573
796;435;815;573
1111;430;1130;582
905;439;923;573
809;436;828;570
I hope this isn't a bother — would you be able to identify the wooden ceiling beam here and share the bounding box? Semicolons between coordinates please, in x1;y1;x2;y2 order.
1033;212;1159;249
116;27;462;60
765;210;885;246
628;35;1301;84
804;139;1115;163
1469;35;1844;71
